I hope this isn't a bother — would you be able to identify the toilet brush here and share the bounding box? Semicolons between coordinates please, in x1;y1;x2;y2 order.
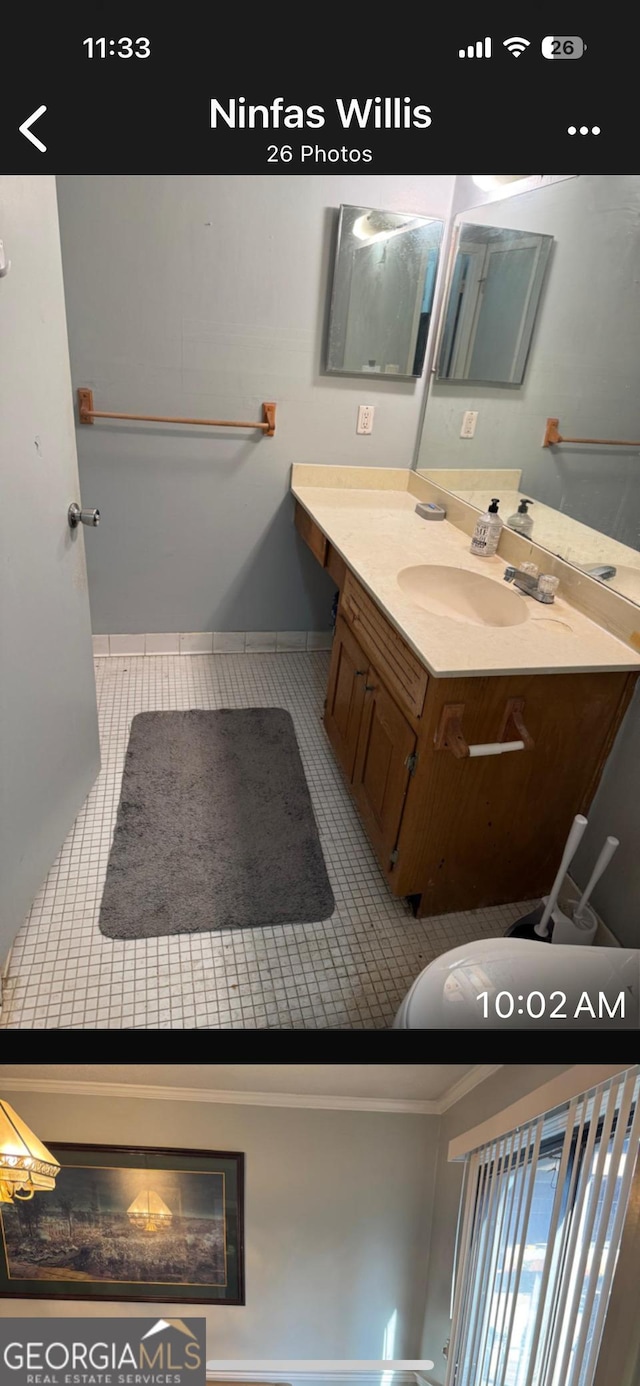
573;835;619;921
504;813;588;940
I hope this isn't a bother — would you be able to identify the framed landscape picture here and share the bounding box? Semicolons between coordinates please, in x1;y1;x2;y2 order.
0;1142;245;1304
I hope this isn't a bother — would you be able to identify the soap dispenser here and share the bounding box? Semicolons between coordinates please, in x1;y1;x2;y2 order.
507;498;534;536
470;498;503;557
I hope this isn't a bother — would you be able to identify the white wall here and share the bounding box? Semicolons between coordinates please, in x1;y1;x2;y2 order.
56;175;454;635
0;1089;439;1360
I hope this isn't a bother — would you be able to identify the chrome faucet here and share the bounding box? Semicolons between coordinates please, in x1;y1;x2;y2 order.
584;564;617;581
503;566;556;603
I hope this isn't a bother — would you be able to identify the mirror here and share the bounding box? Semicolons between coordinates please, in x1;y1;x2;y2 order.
326;204;444;378
436;223;553;384
416;175;640;606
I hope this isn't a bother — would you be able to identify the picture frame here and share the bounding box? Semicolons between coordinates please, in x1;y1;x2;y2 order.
0;1142;245;1305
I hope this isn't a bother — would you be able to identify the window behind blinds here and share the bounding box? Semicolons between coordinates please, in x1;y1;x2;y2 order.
446;1066;640;1386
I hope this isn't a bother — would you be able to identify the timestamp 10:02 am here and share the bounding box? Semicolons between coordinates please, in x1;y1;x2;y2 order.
477;990;627;1021
267;145;373;165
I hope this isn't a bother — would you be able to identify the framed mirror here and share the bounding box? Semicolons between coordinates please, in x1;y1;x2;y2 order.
416;175;640;607
326;204;444;379
436;223;553;384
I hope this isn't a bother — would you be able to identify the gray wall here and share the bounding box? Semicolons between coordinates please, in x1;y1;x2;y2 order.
417;176;640;550
418;1065;573;1382
57;175;453;634
0;1088;438;1359
572;682;640;948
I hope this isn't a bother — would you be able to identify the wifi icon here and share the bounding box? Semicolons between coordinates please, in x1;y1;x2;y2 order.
503;35;530;56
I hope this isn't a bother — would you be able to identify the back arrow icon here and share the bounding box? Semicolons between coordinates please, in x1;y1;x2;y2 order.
19;105;47;152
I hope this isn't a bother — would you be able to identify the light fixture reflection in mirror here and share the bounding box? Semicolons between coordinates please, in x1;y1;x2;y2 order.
127;1189;173;1233
326;203;445;379
472;176;531;191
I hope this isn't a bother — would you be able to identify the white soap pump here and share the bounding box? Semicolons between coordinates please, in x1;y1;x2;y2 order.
470;498;503;557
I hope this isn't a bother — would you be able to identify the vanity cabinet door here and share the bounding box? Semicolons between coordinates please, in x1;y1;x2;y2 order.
324;616;368;780
352;677;417;871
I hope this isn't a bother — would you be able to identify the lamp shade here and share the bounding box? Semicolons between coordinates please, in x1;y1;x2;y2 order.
127;1189;172;1232
0;1100;60;1202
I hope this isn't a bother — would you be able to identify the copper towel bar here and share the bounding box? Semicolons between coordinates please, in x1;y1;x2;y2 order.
543;417;640;448
77;388;276;436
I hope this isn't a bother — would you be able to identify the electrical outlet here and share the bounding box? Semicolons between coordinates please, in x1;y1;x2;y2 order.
357;404;375;435
460;410;478;438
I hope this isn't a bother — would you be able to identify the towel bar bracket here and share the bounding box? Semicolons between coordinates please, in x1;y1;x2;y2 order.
435;699;534;759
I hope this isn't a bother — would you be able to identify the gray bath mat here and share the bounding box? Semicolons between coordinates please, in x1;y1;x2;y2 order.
99;708;335;938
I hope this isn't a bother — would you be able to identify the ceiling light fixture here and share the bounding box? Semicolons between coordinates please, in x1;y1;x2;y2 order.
127;1189;173;1234
0;1099;60;1204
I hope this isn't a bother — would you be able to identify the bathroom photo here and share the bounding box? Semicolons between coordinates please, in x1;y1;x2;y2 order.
0;1060;638;1386
1;173;639;1030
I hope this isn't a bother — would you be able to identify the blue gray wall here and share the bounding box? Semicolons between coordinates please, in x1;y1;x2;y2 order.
2;1085;439;1358
57;175;453;634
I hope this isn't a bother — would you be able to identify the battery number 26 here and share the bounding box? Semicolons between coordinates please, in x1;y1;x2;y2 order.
541;36;586;59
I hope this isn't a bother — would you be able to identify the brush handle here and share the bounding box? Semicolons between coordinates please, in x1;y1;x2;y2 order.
535;814;588;938
575;836;619;917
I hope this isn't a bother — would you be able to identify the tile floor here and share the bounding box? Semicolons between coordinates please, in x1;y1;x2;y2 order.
0;651;532;1029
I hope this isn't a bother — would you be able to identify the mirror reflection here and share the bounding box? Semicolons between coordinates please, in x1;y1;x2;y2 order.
326;204;444;378
417;176;640;605
436;223;552;384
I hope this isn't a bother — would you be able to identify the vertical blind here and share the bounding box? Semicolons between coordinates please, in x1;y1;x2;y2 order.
445;1066;640;1386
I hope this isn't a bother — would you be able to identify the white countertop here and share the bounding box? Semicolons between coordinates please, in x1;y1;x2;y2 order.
292;477;640;678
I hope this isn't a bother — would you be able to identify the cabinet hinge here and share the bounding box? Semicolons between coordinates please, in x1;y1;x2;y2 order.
405;751;418;775
390;849;399;865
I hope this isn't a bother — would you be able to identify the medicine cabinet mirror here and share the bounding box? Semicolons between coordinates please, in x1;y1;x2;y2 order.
436;223;553;385
326;204;444;379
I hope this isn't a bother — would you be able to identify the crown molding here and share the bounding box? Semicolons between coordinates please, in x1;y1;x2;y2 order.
436;1064;503;1111
0;1068;500;1116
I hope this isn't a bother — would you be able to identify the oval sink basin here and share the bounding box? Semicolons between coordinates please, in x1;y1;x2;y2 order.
397;564;529;627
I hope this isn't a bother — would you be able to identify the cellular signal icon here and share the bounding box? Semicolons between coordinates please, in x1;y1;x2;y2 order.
459;37;492;58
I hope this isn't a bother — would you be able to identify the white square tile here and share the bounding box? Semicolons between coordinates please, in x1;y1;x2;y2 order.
92;635;110;657
145;632;180;655
180;632;213;655
245;632;277;652
2;648;536;1034
307;630;333;650
109;634;145;655
213;632;246;654
277;631;307;651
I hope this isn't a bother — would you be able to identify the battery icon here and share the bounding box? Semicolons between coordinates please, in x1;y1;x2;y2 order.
542;36;586;59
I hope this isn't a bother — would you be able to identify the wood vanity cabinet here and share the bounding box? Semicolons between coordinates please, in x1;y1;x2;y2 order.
326;616;417;866
296;500;638;917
